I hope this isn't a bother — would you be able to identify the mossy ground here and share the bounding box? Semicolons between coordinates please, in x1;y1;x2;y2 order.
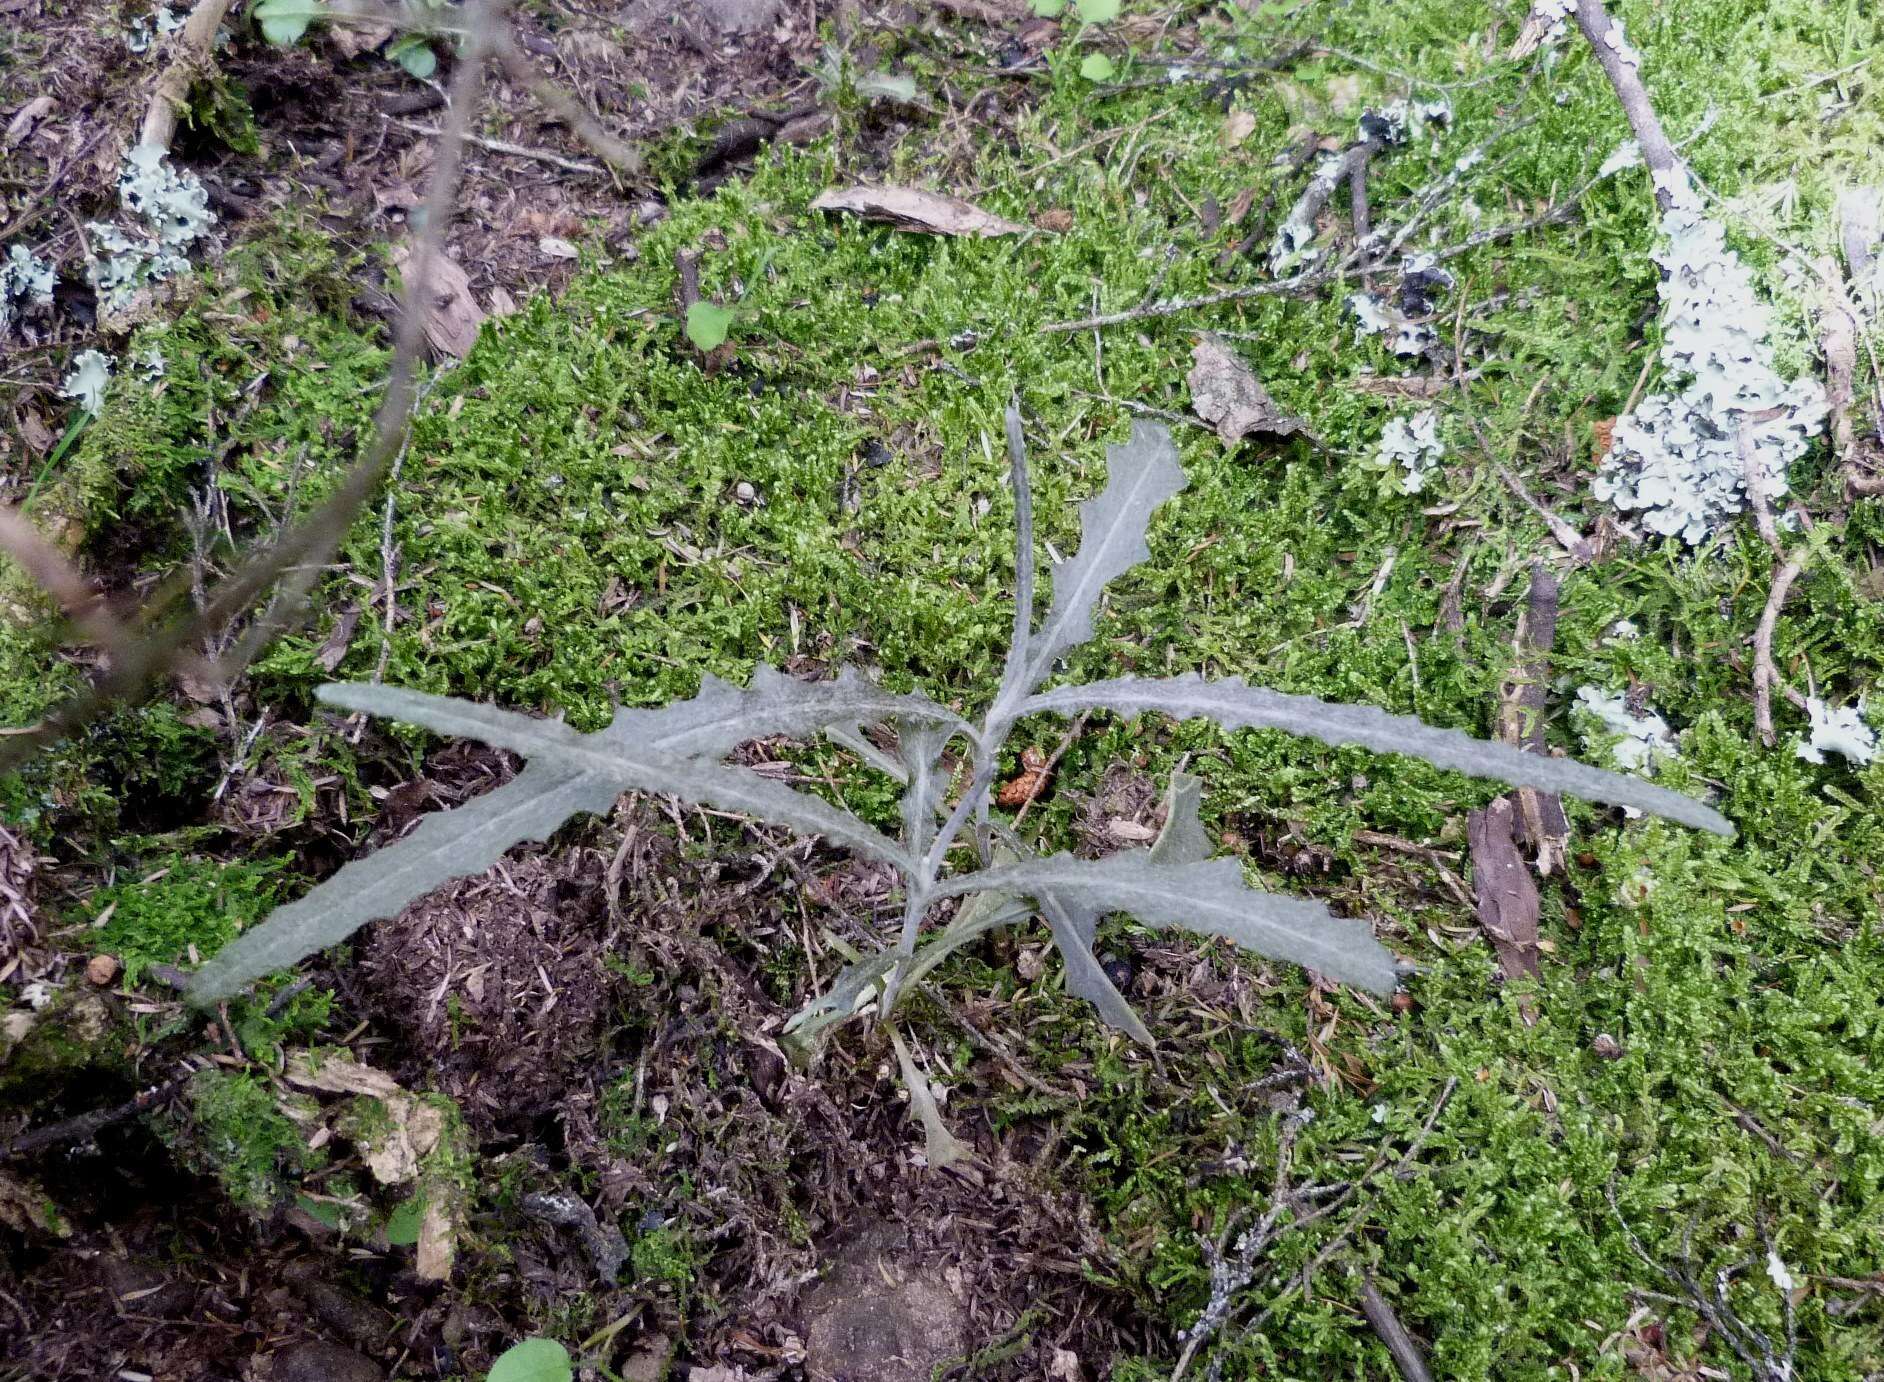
5;0;1883;1375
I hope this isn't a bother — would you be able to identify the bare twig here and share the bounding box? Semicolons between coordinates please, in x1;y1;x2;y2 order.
0;824;37;964
0;0;507;770
388;117;606;175
1171;1078;1457;1378
1737;422;1807;747
1751;553;1806;749
1608;1185;1798;1382
494;32;642;177
1497;563;1570;873
1039;116;1555;335
140;0;238;153
1357;1276;1437;1382
1570;0;1684;209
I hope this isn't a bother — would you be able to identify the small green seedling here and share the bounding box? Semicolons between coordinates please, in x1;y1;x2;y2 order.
187;409;1730;1159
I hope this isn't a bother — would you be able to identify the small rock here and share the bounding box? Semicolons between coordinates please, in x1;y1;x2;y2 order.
1591;1033;1624;1060
86;954;121;987
272;1341;385;1382
734;481;758;505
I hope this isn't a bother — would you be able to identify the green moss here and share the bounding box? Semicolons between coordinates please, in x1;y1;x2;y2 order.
629;1224;696;1296
3;0;1881;1373
171;1069;320;1214
0;989;133;1105
84;854;285;983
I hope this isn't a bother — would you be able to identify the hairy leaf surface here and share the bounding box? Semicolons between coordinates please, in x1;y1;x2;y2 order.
932;852;1398;992
190;763;619;1001
191;676;927;1002
1015;423;1188;699
890;1027;968;1167
1040;894;1153;1045
317;684;914;869
1021;674;1733;836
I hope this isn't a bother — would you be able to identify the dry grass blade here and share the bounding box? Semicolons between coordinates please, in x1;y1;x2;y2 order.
0;0;507;771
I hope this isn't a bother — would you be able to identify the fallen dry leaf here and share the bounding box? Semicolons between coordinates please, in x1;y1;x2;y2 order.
390;246;484;360
1187;334;1310;445
5;95;53;149
1219;110;1258;148
327;20;392;58
810;186;1029;238
19;409;53;456
314;605;361;673
1591;416;1617;464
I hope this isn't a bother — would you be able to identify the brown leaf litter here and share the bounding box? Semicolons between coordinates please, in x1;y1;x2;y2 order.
810;185;1032;237
1186;334;1311;446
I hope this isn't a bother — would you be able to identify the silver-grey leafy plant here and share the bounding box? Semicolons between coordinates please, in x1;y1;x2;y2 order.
189;413;1732;1160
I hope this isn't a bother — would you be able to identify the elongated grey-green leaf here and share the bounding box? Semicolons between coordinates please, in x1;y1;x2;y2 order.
825;723;910;784
1040;894;1153;1046
890;1026;968;1168
603;664;973;760
318;684;917;871
896;722;953;865
1019;674;1733;837
188;761;619;1003
782;948;896;1060
1147;771;1212;867
931;852;1397;993
1017;422;1188;696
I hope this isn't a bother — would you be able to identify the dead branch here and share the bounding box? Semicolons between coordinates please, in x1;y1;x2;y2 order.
1570;0;1684;210
140;0;238;153
1171;1077;1458;1378
0;1069;196;1162
1737;423;1808;747
1039;116;1555;335
389;116;607;175
1607;1186;1798;1382
0;0;508;771
1751;553;1806;749
1357;1276;1437;1382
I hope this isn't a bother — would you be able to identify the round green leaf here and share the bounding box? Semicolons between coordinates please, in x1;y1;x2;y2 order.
1079;52;1116;81
1075;0;1120;21
488;1338;572;1382
390;37;438;80
384;1194;424;1246
253;0;320;44
685;302;735;352
1030;0;1066;14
